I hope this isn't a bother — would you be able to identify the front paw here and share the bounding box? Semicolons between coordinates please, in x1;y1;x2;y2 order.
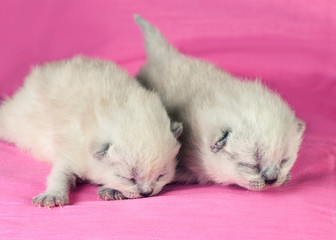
98;187;126;200
32;192;69;208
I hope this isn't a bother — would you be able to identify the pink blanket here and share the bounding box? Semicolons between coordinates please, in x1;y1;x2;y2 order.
0;0;335;239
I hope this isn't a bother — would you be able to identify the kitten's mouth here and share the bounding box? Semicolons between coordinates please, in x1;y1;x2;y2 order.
123;191;157;199
228;182;266;191
246;174;291;191
247;181;267;191
123;192;141;199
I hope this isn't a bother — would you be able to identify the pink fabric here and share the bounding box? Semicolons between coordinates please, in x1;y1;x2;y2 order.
0;0;335;239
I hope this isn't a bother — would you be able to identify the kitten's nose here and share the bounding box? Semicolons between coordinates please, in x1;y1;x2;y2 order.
265;177;277;185
262;166;279;185
140;190;153;197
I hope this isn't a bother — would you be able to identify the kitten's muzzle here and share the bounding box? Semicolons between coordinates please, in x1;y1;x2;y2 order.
264;177;278;185
140;190;153;197
262;166;279;185
138;182;155;197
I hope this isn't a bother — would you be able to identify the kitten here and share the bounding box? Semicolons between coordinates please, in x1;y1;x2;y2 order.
0;56;182;207
134;15;305;190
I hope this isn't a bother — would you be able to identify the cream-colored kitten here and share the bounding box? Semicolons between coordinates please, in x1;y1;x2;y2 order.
0;56;182;207
134;15;305;190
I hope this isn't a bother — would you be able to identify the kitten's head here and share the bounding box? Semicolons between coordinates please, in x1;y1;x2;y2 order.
88;93;182;199
199;83;305;190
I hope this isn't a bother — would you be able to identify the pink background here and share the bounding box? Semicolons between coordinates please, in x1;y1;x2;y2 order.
0;0;335;239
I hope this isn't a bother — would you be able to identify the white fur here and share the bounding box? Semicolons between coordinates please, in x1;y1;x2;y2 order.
0;56;182;206
134;15;305;190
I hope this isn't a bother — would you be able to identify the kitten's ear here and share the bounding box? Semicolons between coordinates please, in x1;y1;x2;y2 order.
296;118;305;134
211;129;231;153
170;121;183;139
94;143;111;160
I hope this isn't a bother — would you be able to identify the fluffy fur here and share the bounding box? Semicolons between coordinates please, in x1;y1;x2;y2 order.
0;56;182;207
134;15;305;190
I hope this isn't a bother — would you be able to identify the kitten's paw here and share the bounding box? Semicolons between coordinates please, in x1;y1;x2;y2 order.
98;187;126;201
32;192;69;208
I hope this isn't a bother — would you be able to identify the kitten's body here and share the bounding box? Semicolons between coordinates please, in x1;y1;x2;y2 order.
0;56;182;207
135;15;305;190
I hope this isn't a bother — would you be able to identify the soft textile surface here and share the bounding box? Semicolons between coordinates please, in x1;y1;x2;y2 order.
0;1;335;239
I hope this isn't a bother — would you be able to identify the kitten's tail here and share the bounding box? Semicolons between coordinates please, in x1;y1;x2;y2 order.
134;14;178;62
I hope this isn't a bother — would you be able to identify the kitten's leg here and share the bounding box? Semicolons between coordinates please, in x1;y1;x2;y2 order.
32;164;75;207
97;187;126;201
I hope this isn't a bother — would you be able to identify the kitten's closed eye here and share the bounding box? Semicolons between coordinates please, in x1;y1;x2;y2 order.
210;129;231;153
156;174;165;181
280;158;289;167
237;162;261;172
129;178;137;184
94;143;111;160
118;175;137;184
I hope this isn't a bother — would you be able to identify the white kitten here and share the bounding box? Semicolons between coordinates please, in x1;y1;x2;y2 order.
0;56;182;207
134;15;305;190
